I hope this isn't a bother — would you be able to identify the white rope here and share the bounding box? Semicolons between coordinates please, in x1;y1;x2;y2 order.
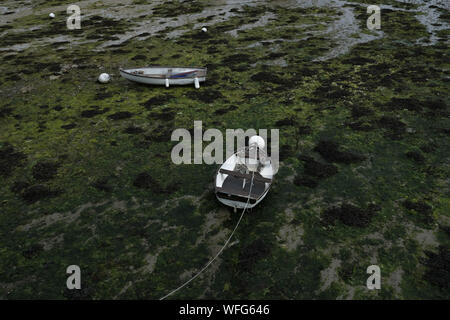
160;170;256;300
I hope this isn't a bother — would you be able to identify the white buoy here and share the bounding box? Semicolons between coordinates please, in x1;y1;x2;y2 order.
249;135;265;150
49;13;55;18
194;77;200;89
201;27;207;32
98;73;110;83
165;78;169;88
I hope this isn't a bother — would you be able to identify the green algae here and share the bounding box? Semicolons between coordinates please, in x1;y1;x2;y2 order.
0;0;449;300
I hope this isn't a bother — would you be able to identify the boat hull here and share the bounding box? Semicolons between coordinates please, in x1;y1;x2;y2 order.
119;67;206;86
214;150;274;210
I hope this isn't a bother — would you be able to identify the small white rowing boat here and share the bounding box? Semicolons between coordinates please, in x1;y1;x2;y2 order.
215;136;275;210
119;66;207;88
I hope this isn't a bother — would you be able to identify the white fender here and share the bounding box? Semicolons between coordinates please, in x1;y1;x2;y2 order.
165;78;169;87
194;77;200;89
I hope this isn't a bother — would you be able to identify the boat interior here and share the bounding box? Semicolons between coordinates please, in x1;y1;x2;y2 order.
215;147;273;203
216;169;270;202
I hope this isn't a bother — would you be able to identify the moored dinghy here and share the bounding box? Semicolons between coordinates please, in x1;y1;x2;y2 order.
215;136;275;211
119;66;207;88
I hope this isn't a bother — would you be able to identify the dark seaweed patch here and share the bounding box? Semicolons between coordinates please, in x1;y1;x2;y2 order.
420;143;437;153
384;97;423;112
41;62;61;73
321;203;379;228
92;177;112;192
11;180;30;194
422;246;450;293
440;226;450;238
299;155;338;178
0;105;13;118
402;199;434;224
342;56;375;65
304;159;338;178
279;144;294;161
83;14;132;33
347;121;375;131
152;0;204;17
81;107;109;118
238;239;272;272
405;150;425;163
267;52;285;60
316;84;349;99
22;244;44;259
376;116;406;139
148;108;176;121
222;53;251;64
250;72;288;85
214;105;237;115
351;106;373;118
6;74;20;81
123;126;144;134
142;95;174;109
133;172;154;189
208;39;229;45
186;89;223;103
424;98;447;114
32;161;59;181
0;143;27;177
188;30;212;40
293;175;318;188
131;54;146;61
207;46;219;54
145;124;173;143
275;118;296;127
314;140;366;164
108;111;133;120
21;184;59;204
95;90;114;100
133;172;164;193
297;125;312;135
61;123;77;130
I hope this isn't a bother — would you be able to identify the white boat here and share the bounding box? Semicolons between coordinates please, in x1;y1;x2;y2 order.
215;136;275;210
119;66;207;88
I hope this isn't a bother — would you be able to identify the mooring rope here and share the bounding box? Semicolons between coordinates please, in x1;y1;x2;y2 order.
159;170;256;300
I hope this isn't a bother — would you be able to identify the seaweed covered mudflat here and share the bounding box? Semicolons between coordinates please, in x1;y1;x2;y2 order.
0;0;449;299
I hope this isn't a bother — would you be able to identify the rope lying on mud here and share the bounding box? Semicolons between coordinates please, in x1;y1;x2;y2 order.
160;171;256;300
